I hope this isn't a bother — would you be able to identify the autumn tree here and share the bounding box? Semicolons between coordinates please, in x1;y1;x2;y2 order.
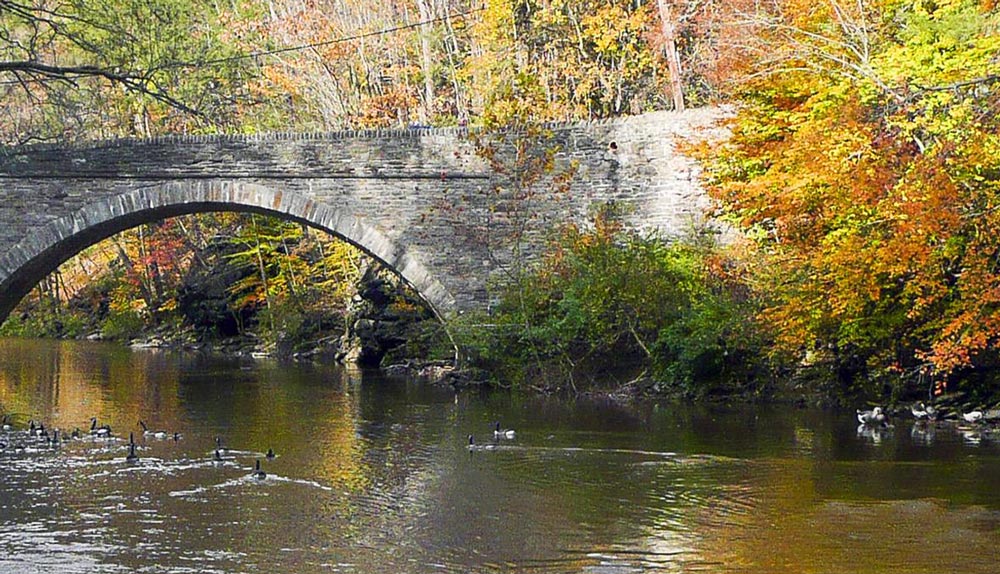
702;0;1000;395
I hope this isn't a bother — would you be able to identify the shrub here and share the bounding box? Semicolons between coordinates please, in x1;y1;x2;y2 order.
454;207;766;394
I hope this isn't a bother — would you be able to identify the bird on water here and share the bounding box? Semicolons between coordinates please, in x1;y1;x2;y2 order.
90;417;112;437
963;410;984;424
252;459;266;480
857;406;887;427
493;422;515;440
126;433;139;464
139;420;169;440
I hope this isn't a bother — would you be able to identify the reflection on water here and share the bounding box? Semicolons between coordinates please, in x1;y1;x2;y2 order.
4;339;1000;573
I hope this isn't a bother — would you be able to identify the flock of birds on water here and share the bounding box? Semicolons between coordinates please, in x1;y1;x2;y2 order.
0;413;275;480
856;402;1000;426
4;402;998;465
467;421;516;451
856;401;1000;444
1;411;519;464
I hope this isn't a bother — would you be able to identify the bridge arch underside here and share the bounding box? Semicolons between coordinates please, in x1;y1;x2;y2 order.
0;182;455;326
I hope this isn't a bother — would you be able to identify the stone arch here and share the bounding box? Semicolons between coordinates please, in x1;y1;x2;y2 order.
0;181;456;325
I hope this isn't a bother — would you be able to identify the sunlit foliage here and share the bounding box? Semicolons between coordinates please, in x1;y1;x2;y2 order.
702;0;1000;394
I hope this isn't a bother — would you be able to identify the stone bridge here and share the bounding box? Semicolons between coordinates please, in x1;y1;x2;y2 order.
0;108;724;323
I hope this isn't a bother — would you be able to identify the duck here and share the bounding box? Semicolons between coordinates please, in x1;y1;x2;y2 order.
265;447;276;459
911;402;937;421
89;417;112;437
857;406;887;427
493;422;515;439
1;414;11;431
139;420;168;440
962;410;984;424
252;459;266;480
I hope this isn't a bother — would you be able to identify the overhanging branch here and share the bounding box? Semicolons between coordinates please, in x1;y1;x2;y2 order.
0;60;204;118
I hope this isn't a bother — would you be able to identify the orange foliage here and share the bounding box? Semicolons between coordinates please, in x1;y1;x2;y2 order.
702;0;1000;390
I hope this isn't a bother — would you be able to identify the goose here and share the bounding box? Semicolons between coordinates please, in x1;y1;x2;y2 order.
126;442;139;464
213;449;225;462
857;406;887;427
925;403;938;420
89;417;112;437
47;429;60;447
493;422;515;439
139;420;168;440
265;448;275;459
29;420;46;438
911;402;937;421
467;435;496;452
172;432;181;441
962;410;984;424
252;459;266;480
1;414;11;431
71;428;81;439
214;436;230;454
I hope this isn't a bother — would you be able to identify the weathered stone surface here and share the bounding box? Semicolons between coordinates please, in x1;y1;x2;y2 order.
0;108;725;323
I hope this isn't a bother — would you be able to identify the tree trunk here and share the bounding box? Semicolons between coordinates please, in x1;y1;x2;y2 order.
656;0;685;111
250;215;274;332
415;0;436;123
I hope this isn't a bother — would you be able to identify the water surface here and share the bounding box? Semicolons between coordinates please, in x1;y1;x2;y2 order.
2;339;999;573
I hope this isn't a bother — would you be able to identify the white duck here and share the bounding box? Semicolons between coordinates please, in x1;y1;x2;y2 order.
493;422;515;440
857;406;887;427
962;410;984;424
911;402;937;421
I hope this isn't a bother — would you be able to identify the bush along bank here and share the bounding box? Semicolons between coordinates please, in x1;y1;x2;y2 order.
446;206;773;399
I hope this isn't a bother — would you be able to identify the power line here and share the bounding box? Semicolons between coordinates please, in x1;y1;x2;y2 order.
0;5;485;87
166;5;486;70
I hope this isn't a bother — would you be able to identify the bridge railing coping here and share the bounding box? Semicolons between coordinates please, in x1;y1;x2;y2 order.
0;115;644;154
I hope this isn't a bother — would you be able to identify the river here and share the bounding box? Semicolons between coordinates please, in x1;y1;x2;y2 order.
1;339;999;573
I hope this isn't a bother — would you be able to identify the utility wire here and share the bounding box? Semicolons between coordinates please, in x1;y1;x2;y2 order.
165;5;485;70
0;4;485;86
